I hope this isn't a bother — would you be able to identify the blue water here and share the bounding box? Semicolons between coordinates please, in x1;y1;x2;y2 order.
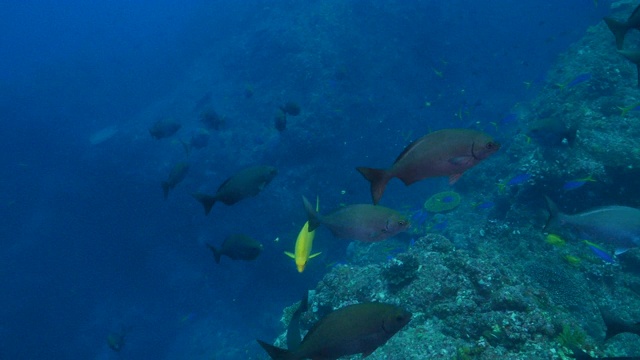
0;1;611;359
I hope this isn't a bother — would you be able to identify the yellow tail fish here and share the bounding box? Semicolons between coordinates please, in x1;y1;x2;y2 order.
285;196;321;273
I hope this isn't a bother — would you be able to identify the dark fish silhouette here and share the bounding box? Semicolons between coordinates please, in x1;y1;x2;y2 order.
302;196;409;242
357;128;500;204
258;302;411;360
149;118;181;139
161;162;189;199
286;291;309;351
604;4;640;50
207;234;263;263
193;165;277;215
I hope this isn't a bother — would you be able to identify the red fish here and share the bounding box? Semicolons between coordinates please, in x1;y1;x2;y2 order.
357;128;500;204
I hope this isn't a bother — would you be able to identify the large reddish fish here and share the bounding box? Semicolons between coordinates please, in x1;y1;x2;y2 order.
357;128;500;204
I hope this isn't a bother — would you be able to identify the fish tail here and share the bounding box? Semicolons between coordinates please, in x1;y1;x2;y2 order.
180;139;191;157
206;243;222;264
302;196;321;231
356;167;389;205
543;196;561;230
257;340;295;360
192;193;216;215
603;17;628;50
162;182;171;199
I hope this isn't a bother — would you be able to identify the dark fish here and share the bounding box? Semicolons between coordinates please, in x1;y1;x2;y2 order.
604;4;640;50
286;291;309;351
617;50;640;87
207;234;263;263
527;117;576;146
357;129;500;204
302;196;409;242
544;196;640;253
193;165;277;215
280;102;301;116
200;108;226;130
149;118;181;139
161;162;189;199
181;128;210;155
275;111;287;132
258;302;411;360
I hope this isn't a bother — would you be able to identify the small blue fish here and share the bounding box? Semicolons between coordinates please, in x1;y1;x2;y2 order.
474;201;495;210
500;113;518;125
567;73;592;87
562;175;596;191
507;173;532;186
433;220;448;232
411;209;428;226
584;240;614;263
441;195;456;203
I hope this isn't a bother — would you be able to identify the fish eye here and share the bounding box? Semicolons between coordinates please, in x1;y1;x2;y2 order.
398;220;408;226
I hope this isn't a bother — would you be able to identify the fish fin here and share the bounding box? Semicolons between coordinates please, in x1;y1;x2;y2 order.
543;196;559;230
192;193;216;215
448;173;462;185
362;348;375;358
356;167;389;205
206;244;221;264
448;156;473;166
180;139;191;156
302;196;322;231
256;340;294;360
603;17;628;50
284;251;295;259
309;252;322;259
615;248;629;255
161;182;171;199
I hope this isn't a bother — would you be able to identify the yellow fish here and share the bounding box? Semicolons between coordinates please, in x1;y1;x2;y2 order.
285;196;321;273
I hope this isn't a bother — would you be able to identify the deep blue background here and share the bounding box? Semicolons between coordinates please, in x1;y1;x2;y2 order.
0;1;609;358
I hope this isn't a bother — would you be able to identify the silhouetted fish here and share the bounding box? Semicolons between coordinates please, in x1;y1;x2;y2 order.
207;234;263;263
286;291;309;351
544;196;640;253
258;302;411;360
161;162;189;199
149;118;181;139
357;128;500;204
193;165;277;215
302;196;409;242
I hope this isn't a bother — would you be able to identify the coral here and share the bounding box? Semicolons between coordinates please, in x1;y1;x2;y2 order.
381;253;419;292
423;191;461;213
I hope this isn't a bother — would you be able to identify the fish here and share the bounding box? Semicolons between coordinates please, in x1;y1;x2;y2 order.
286;291;309;351
545;233;566;246
583;240;614;263
507;173;532;186
181;128;210;155
473;201;495;210
302;196;410;242
107;326;132;352
161;162;189;199
618;102;640;116
207;234;263;263
285;197;321;273
604;4;640;50
357;129;500;204
555;73;592;89
544;196;640;253
616;50;640;87
527;117;576;146
193;165;277;215
257;302;411;360
563;175;596;191
280;102;301;116
149;118;181;139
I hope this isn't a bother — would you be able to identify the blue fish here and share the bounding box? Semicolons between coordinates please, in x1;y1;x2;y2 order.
474;201;495;210
507;173;532;186
562;175;596;191
584;240;614;263
499;113;518;125
433;220;448;232
567;73;592;87
411;209;428;226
